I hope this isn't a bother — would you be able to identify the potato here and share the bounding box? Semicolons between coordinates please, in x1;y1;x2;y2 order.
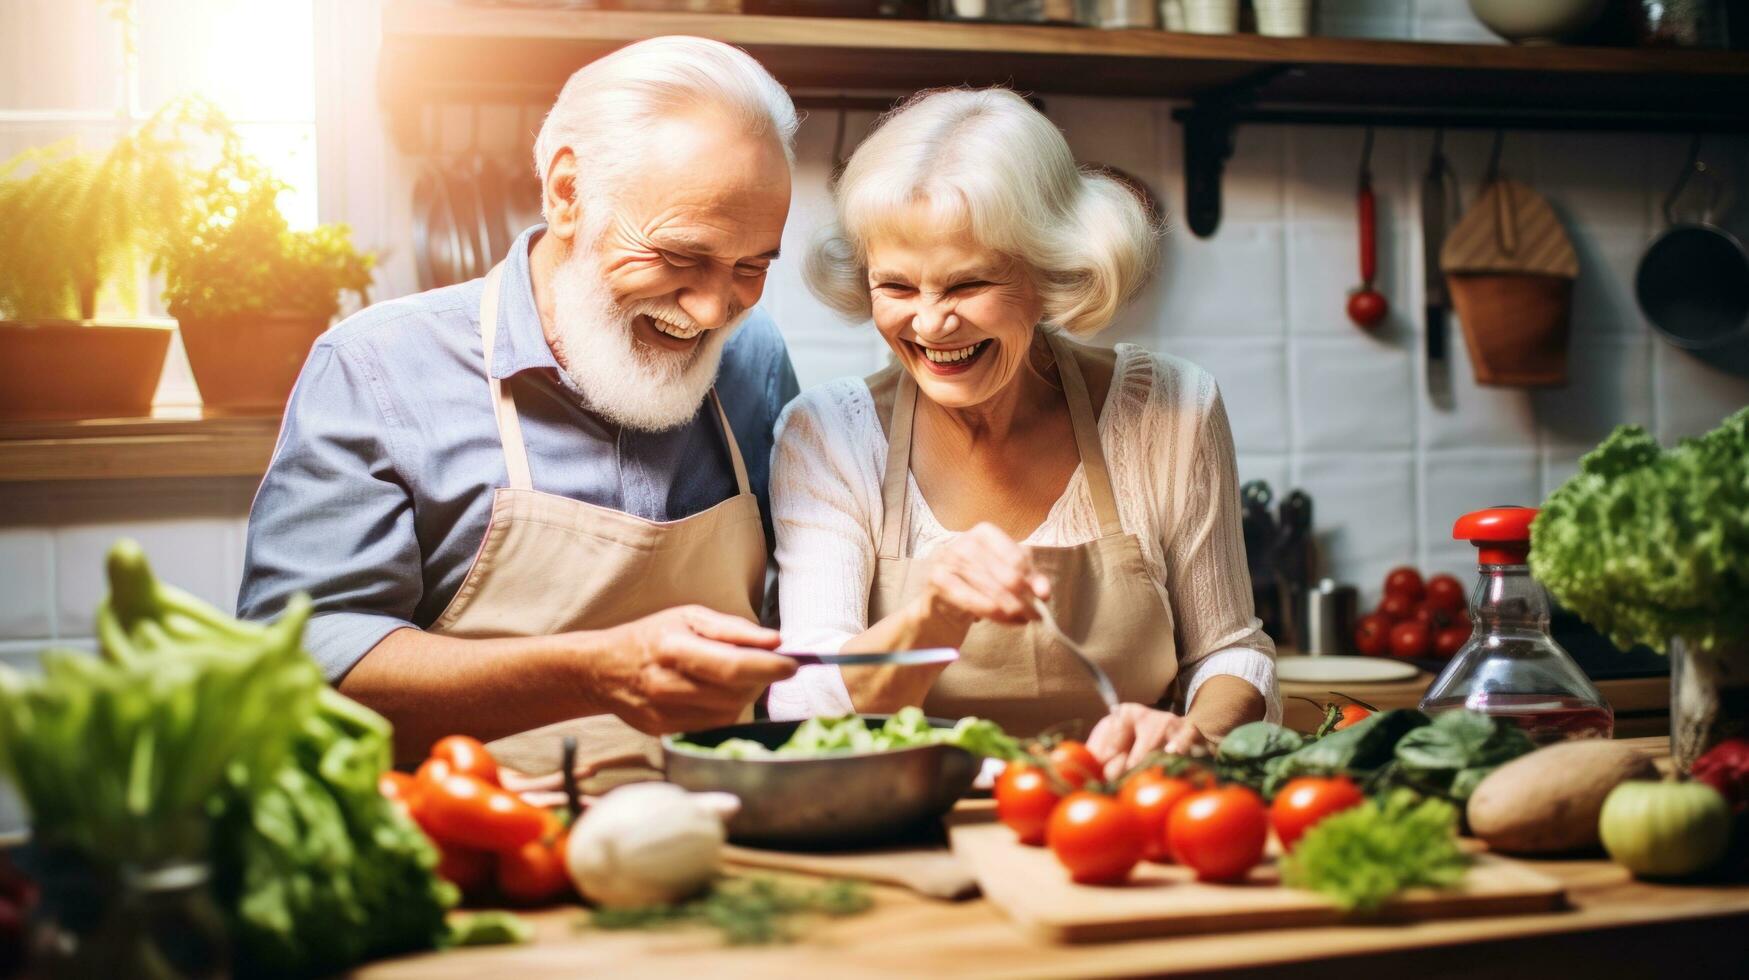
1466;740;1658;854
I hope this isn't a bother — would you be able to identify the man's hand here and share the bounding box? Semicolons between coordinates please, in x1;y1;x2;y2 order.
1087;703;1208;780
593;605;797;734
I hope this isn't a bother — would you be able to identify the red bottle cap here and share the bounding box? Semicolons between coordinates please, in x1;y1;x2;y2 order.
1453;506;1537;565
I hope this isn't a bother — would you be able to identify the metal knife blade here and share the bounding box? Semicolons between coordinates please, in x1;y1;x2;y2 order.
1423;141;1457;402
782;648;959;668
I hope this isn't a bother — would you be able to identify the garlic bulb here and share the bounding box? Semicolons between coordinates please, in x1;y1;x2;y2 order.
566;782;729;908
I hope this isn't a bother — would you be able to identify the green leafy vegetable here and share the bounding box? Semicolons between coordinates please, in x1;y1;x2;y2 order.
1281;790;1470;912
673;707;1019;760
1262;710;1430;798
2;540;455;978
1387;709;1534;804
1532;407;1749;654
0;543;314;867
587;876;872;945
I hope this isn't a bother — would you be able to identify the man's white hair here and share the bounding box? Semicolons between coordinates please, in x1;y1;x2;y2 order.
533;35;798;216
807;88;1160;337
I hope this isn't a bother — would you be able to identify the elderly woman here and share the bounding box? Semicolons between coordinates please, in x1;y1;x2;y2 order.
767;88;1278;774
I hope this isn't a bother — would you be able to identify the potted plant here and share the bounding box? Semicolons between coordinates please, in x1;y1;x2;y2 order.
157;135;373;415
0;108;190;420
1531;407;1749;772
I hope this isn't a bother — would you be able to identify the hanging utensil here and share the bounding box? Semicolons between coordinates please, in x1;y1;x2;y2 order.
1636;135;1749;352
1440;131;1580;387
1029;595;1121;713
1348;126;1389;330
1422;130;1459;401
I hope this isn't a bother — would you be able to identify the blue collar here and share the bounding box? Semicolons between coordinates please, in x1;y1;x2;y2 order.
487;224;564;381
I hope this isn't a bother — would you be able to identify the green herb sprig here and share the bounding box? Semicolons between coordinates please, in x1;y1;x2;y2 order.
586;876;873;945
1281;790;1470;912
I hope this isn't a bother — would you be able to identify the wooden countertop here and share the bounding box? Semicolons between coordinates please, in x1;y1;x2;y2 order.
359;738;1746;979
1279;667;1670;739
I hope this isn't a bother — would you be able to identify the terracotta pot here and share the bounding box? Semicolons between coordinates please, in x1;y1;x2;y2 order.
178;312;330;415
0;319;172;420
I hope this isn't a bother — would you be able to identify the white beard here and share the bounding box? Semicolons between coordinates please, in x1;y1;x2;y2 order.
545;246;744;432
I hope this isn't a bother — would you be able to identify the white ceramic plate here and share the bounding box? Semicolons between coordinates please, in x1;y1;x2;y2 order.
1275;655;1420;684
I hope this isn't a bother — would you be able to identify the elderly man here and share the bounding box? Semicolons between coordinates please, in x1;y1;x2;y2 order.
238;37;801;768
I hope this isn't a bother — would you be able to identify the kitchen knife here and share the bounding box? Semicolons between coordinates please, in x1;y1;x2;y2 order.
1423;134;1458;402
782;648;959;667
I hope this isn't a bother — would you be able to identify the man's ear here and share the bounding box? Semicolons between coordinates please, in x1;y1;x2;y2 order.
542;148;582;242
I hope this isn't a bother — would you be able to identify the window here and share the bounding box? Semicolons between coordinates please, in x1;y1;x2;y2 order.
0;0;320;403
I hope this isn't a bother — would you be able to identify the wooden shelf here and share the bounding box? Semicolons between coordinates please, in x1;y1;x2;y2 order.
379;3;1749;113
0;412;280;483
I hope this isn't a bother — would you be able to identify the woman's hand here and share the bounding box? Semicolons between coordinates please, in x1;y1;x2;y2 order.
912;522;1051;635
1087;703;1209;780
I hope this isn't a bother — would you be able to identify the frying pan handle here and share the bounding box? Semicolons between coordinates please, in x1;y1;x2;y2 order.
1665;136;1729;227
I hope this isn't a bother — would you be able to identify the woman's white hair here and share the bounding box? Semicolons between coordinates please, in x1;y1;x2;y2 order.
533;36;798;216
807;88;1160;336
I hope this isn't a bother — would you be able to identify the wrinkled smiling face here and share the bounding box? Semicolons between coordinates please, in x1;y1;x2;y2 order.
547;110;791;431
865;211;1043;412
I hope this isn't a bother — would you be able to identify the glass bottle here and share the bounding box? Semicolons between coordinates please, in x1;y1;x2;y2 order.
29;818;229;980
1419;506;1614;744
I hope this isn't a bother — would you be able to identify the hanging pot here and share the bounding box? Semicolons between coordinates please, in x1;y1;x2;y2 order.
1636;143;1749;352
1440;168;1579;387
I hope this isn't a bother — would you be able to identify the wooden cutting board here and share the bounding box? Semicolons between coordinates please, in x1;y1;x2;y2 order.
947;809;1566;942
722;841;978;900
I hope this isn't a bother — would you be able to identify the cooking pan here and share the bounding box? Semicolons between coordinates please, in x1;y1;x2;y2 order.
661;715;979;850
1636;141;1749;351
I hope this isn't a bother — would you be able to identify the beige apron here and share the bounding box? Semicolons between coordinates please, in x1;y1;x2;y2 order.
428;261;767;774
868;330;1178;737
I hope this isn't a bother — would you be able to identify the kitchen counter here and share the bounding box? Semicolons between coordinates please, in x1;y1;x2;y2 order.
358;739;1747;979
1279;668;1671;739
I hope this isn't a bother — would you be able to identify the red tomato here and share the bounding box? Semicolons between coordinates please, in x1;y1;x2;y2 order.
1332;705;1371;731
1118;773;1198;863
1377;593;1416;624
1388;620;1432;659
995;763;1061;846
497;833;572;906
1167;786;1269;882
1353;613;1392;656
1383;567;1425;601
435;842;494;895
419;774;549;852
1047;792;1145;885
1049;741;1103;791
1270;776;1365;852
430;735;500;786
1434;624;1471;659
1424;574;1466;613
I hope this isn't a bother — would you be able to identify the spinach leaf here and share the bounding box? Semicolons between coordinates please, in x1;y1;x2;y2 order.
1218;722;1305;764
1262;710;1429;798
1390;711;1533;801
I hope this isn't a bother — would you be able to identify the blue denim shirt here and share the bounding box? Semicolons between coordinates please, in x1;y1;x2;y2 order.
238;225;800;680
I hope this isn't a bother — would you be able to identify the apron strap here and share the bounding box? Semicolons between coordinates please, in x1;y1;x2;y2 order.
877;372;919;560
708;389;752;496
479;262;535;492
1044;330;1124;537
